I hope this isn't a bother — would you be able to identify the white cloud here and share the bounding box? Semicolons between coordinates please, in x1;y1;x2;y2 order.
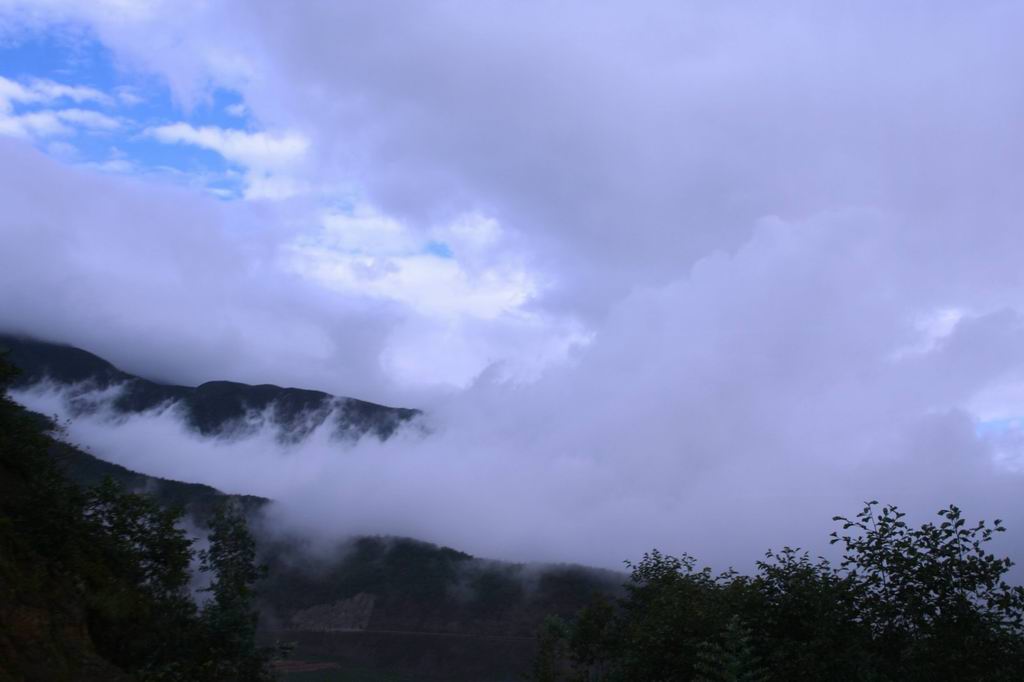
3;2;1024;569
288;247;535;319
26;78;112;105
0;75;110;108
0;107;120;139
0;76;33;109
286;208;537;320
146;122;308;168
434;213;501;256
889;307;966;360
317;208;422;256
82;157;136;174
55;108;120;130
0;109;70;138
242;171;308;201
45;139;79;159
0;76;118;140
273;207;585;387
146;122;309;199
114;86;144;106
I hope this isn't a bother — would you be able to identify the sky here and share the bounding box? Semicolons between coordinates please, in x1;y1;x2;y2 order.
2;1;1024;570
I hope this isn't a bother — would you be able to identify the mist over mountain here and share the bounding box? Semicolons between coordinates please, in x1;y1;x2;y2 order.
0;356;622;680
5;329;1024;578
4;345;1022;680
3;2;1024;576
4;3;1024;677
1;334;420;445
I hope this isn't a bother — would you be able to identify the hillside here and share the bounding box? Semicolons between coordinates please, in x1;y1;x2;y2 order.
0;356;279;680
0;345;625;681
0;383;133;680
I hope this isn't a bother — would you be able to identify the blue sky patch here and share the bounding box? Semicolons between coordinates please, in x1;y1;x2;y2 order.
0;26;256;199
975;417;1024;438
425;240;454;258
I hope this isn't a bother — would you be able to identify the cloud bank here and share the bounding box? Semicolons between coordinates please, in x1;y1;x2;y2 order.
2;2;1024;570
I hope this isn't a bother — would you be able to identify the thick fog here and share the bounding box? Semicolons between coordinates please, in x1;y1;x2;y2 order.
3;2;1024;570
12;281;1024;572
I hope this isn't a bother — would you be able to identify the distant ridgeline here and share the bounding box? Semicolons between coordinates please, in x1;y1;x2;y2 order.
0;334;420;443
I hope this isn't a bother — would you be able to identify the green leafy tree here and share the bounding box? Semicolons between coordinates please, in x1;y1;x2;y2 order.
566;594;616;678
1;353;279;680
619;551;749;681
832;501;1024;680
198;501;275;681
533;615;572;682
693;615;766;682
746;547;870;679
532;504;1024;682
82;478;200;675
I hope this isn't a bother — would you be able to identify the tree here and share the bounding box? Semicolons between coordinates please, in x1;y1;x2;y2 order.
693;615;766;682
82;478;200;675
0;353;278;681
198;501;275;681
532;504;1024;682
832;502;1024;680
747;547;870;679
532;615;572;682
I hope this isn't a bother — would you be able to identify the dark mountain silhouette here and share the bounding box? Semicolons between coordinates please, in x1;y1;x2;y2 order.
0;334;420;443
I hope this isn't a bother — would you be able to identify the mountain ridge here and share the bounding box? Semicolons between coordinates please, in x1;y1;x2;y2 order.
0;334;420;443
1;335;627;680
